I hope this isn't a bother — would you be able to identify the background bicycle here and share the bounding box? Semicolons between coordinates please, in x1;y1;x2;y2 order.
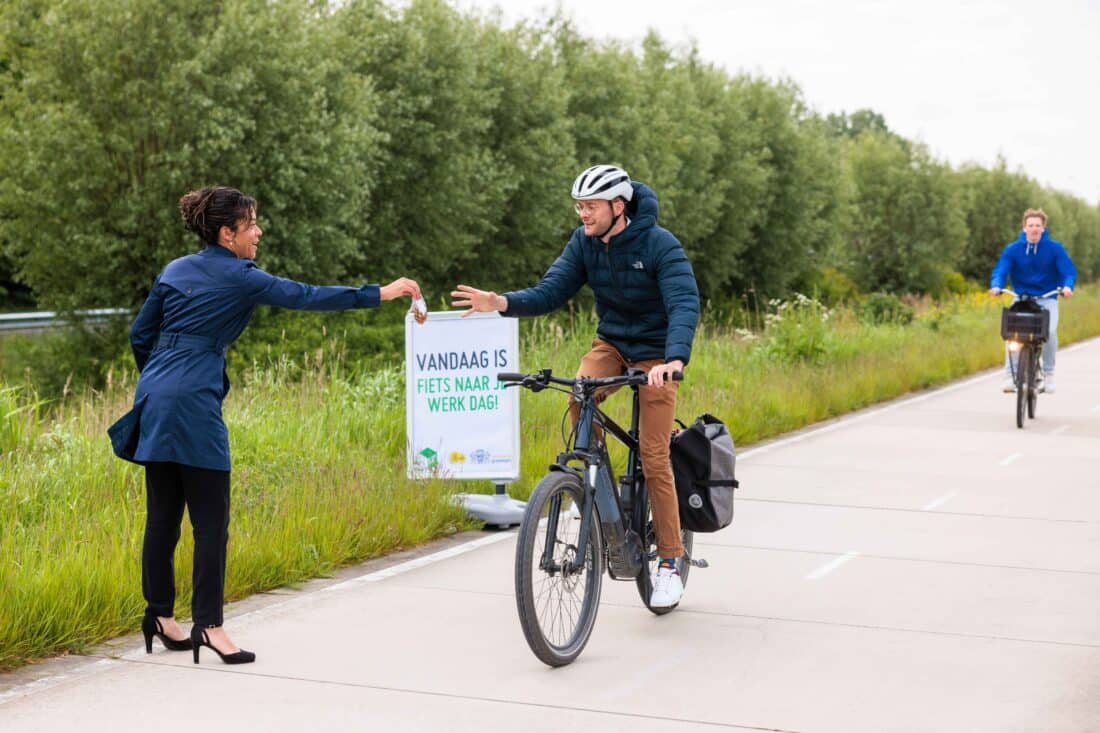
1000;288;1059;428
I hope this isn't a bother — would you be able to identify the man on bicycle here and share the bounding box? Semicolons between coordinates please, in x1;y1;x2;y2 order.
989;208;1076;394
452;164;700;607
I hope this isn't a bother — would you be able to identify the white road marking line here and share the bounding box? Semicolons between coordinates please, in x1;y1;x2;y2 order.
806;551;860;580
999;453;1023;466
320;531;514;593
1051;425;1070;436
921;492;958;511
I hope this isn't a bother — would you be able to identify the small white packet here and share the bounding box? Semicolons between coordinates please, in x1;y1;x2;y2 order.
410;296;428;324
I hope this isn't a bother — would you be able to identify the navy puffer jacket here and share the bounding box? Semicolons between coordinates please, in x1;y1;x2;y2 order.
502;182;700;365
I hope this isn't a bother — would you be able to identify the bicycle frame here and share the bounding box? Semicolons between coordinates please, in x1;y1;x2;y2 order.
550;378;644;579
507;367;693;665
500;367;683;581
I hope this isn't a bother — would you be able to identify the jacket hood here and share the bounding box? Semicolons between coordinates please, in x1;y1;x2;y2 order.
604;181;658;247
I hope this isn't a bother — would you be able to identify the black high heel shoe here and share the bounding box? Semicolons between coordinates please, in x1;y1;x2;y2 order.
142;614;193;653
191;625;256;665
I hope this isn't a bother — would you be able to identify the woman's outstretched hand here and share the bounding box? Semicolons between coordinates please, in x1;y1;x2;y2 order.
380;277;422;302
451;284;506;318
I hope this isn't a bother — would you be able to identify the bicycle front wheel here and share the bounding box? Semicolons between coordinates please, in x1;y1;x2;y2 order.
1027;350;1039;419
633;480;693;615
1016;345;1030;429
514;471;604;667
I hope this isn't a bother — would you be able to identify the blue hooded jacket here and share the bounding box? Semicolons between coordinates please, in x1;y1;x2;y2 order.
990;229;1076;296
109;245;380;471
502;182;700;365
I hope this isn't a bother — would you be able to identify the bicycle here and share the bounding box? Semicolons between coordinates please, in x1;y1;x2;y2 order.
999;289;1059;429
498;367;702;667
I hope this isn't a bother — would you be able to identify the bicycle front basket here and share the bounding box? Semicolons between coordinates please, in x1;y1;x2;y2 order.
1001;306;1049;343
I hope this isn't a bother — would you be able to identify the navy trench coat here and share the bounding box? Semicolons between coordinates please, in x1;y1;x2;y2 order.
109;245;380;471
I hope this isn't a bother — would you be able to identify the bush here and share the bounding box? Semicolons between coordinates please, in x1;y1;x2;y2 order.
940;268;977;296
0;319;130;397
795;266;861;306
763;293;831;363
858;292;914;325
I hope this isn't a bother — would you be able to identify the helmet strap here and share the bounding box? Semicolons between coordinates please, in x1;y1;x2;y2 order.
596;200;623;240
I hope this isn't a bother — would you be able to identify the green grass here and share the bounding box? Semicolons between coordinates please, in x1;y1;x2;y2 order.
2;286;1100;671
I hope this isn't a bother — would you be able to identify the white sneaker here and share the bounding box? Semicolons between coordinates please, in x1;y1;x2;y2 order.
1043;375;1056;394
649;565;683;608
1001;378;1016;393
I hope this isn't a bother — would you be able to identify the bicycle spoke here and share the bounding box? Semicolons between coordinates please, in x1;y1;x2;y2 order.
528;489;592;647
515;472;604;666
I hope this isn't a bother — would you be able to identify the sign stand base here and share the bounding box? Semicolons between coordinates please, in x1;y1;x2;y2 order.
455;483;525;529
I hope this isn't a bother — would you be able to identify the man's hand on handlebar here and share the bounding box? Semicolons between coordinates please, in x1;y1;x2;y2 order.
988;287;1002;296
1061;286;1074;298
647;360;684;388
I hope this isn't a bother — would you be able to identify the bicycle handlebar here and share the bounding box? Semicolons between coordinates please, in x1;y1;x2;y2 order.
498;367;683;390
998;288;1062;299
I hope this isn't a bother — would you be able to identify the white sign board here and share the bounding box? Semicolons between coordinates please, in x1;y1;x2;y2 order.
405;311;520;480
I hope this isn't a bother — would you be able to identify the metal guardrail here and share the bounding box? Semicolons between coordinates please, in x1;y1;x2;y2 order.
0;308;131;333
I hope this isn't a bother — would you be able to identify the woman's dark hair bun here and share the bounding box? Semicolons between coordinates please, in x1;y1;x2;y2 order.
178;186;256;245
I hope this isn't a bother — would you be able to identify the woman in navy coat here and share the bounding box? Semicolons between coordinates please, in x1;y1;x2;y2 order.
110;186;421;664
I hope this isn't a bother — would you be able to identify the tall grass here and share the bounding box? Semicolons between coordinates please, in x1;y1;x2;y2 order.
2;286;1099;670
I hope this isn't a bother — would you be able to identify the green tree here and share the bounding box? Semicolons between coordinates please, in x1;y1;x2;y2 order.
826;108;907;148
955;159;1039;282
334;0;508;296
728;79;846;296
841;131;968;294
1043;191;1099;282
0;0;382;312
446;13;577;291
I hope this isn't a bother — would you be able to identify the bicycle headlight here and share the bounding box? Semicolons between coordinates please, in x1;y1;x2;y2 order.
1007;341;1022;352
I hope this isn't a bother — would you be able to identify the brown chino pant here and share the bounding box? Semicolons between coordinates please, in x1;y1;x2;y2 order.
568;339;685;559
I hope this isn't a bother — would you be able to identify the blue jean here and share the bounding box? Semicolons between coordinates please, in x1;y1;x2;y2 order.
1005;297;1059;376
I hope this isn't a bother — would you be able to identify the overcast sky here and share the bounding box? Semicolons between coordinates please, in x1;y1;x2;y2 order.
454;0;1098;204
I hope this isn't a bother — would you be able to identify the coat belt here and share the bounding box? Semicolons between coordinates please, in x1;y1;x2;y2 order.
155;332;228;356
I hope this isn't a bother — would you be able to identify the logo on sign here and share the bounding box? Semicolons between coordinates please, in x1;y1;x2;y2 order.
418;447;438;469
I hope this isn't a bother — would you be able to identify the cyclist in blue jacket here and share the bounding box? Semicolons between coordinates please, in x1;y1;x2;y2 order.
452;165;700;608
110;186;421;663
989;208;1075;394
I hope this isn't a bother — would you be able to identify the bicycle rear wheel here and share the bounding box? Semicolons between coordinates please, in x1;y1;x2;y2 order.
514;471;603;667
632;480;693;615
1015;345;1030;429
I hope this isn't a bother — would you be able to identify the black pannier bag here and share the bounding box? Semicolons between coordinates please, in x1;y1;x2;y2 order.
670;414;738;533
1001;301;1050;344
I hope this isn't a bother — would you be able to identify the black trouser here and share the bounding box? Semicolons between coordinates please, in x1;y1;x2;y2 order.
142;462;231;627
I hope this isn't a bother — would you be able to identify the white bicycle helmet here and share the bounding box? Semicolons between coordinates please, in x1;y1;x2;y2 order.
571;165;633;202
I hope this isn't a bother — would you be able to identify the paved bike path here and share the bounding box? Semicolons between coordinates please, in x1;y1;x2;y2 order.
3;339;1099;732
